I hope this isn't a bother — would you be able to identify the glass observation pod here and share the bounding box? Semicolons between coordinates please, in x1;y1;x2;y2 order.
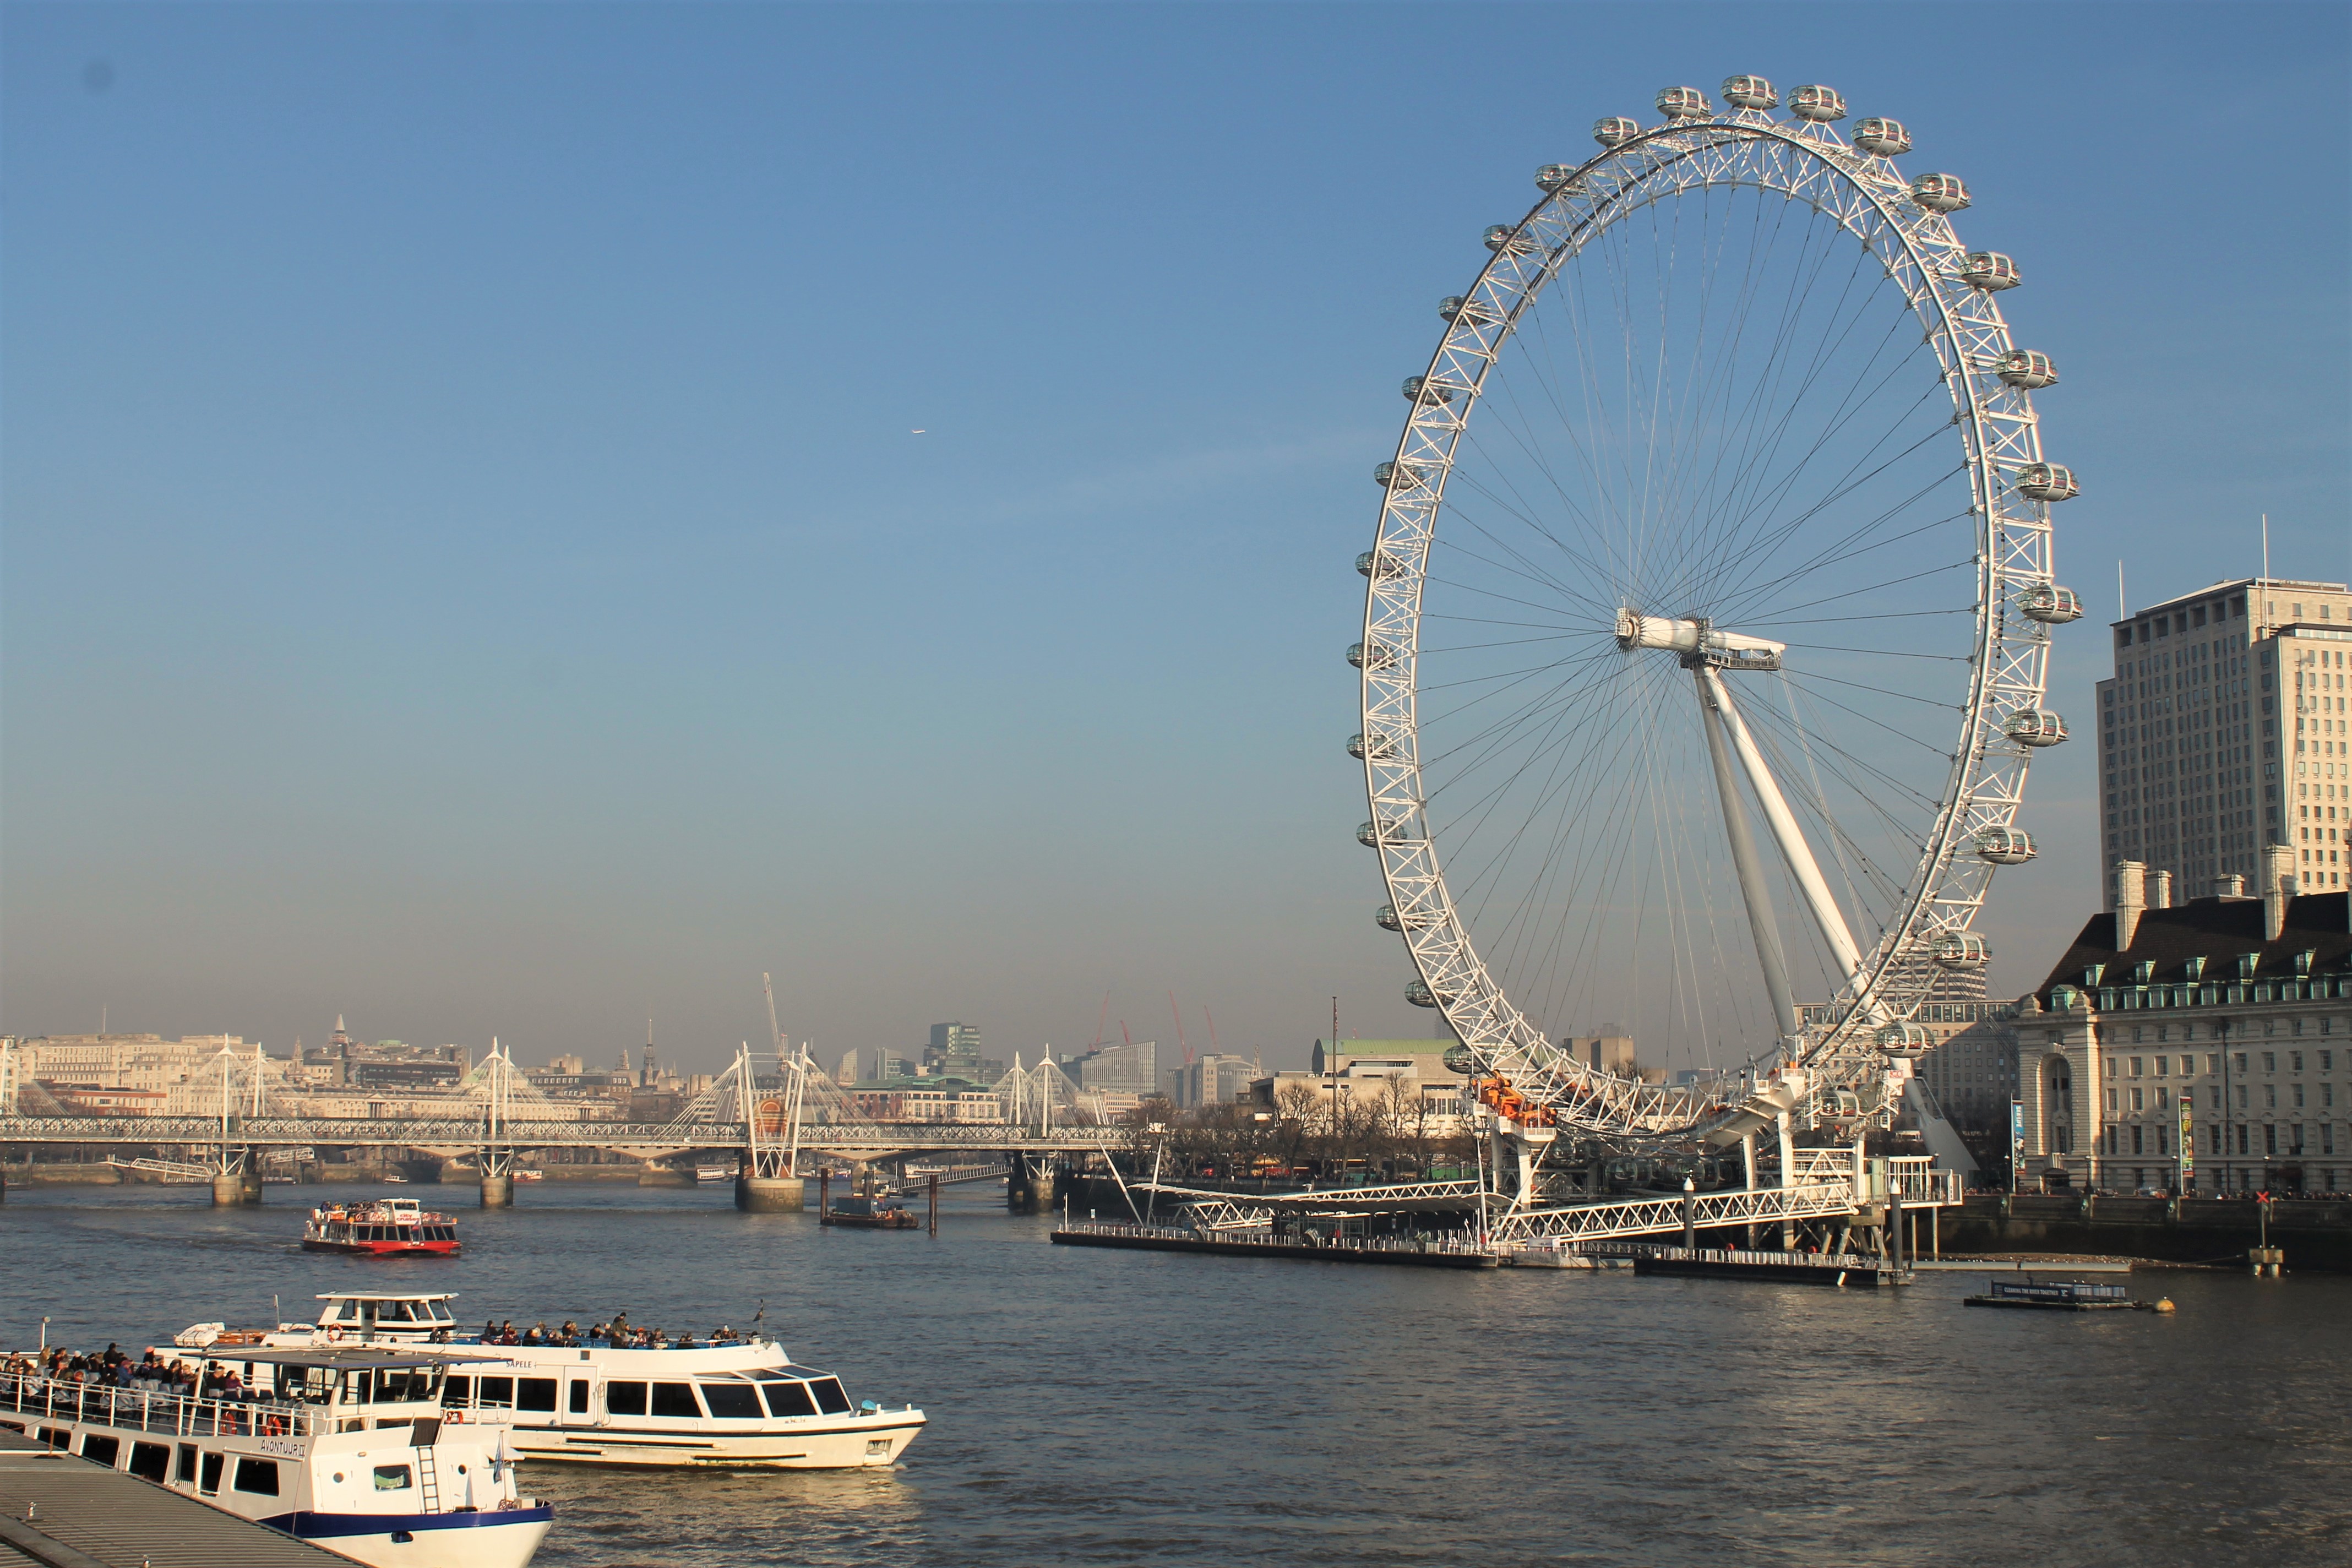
1482;224;1536;256
1962;251;2022;291
1656;85;1713;119
1347;732;1401;761
1438;295;1497;325
1401;375;1454;404
1347;641;1397;670
2016;462;2081;502
1721;75;1777;109
1853;117;1912;155
1933;932;1992;968
1999;350;2060;390
1535;164;1580;192
1405;978;1452;1009
1357;548;1406;580
1875;1022;1936;1052
1912;173;1970;213
2005;709;2070;747
1374;461;1427;489
2021;584;2085;623
1974;826;2038;864
1592;116;1642;147
1441;1043;1479;1075
1358;818;1417;847
1788;85;1847;122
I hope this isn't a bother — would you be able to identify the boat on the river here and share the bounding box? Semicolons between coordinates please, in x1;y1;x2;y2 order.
1963;1277;2140;1311
0;1346;551;1568
254;1292;924;1470
693;1164;732;1185
820;1194;921;1230
304;1197;462;1256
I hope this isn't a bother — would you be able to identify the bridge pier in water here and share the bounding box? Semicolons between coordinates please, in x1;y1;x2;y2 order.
480;1174;514;1207
210;1166;263;1207
734;1172;804;1212
1007;1156;1058;1213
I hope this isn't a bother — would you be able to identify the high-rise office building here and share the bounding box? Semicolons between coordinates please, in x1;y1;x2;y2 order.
2097;575;2351;903
926;1022;982;1079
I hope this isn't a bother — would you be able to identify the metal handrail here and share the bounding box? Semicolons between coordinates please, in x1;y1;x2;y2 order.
1;1372;340;1438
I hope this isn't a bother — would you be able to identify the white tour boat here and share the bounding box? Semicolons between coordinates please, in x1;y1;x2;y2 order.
0;1346;551;1568
264;1292;925;1470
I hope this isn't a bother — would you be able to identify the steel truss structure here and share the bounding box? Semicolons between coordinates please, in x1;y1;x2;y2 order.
1359;86;2073;1145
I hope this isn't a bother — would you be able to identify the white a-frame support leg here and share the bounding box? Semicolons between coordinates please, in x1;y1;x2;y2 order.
1698;667;1867;988
1698;671;1798;1041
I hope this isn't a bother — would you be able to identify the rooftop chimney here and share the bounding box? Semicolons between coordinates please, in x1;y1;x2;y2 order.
2148;869;2173;910
2211;873;2247;899
2113;859;2146;950
2262;845;2296;942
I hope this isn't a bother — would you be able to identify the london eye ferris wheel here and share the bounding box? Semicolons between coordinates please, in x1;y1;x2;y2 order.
1353;77;2084;1144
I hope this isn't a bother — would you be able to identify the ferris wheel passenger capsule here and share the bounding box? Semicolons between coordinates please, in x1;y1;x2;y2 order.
1357;548;1405;580
2004;709;2069;747
1721;75;1777;110
1347;641;1397;670
2016;462;2080;502
1376;903;1403;931
1401;375;1455;405
1874;1022;1936;1052
1483;224;1536;255
1347;731;1401;761
1911;173;1970;213
2021;584;2084;623
1592;116;1642;147
1788;85;1846;122
1535;164;1579;192
1439;295;1496;325
1973;826;2038;865
1853;117;1912;155
1961;252;2021;290
1374;461;1427;489
1933;932;1991;969
1404;978;1450;1009
1358;817;1417;847
1998;350;2060;390
1656;86;1712;119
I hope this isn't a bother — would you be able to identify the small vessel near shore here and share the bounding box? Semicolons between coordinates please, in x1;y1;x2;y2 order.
255;1293;923;1470
304;1197;462;1256
693;1164;733;1184
1;1346;551;1568
1964;1277;2139;1311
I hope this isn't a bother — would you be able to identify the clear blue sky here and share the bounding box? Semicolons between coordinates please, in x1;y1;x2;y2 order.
4;3;2346;1074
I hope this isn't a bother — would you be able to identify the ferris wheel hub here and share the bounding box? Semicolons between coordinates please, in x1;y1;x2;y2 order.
1614;609;1786;671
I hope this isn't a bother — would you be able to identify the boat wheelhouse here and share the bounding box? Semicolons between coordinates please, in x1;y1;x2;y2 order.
266;1294;924;1471
0;1347;549;1568
304;1197;462;1256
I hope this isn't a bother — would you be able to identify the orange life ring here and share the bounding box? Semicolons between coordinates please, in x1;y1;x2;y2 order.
325;1327;344;1343
445;1409;466;1424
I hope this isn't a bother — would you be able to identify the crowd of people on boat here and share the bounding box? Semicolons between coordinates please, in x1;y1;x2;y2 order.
464;1313;755;1350
3;1344;269;1403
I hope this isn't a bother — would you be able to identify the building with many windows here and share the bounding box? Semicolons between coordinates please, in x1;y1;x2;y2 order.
2098;575;2351;902
2017;859;2348;1195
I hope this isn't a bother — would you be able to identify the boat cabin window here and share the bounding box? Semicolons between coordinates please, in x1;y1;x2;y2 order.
698;1382;763;1419
606;1382;647;1417
756;1380;818;1418
175;1444;199;1484
650;1383;701;1419
442;1376;471;1407
80;1435;120;1468
568;1381;590;1415
476;1376;514;1409
424;1299;454;1321
129;1442;170;1483
373;1464;413;1492
275;1365;338;1404
518;1379;558;1413
329;1300;362;1321
232;1458;280;1496
808;1378;853;1415
198;1452;224;1495
378;1301;417;1322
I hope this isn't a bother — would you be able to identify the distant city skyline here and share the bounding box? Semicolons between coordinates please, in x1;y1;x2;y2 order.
4;6;2346;1075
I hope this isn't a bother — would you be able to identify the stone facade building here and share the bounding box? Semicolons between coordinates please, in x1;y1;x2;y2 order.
2017;857;2349;1195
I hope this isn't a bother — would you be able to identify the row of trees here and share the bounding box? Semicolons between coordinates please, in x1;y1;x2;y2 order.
1120;1080;1477;1180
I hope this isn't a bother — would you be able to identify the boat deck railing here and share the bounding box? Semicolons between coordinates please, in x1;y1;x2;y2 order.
0;1373;434;1441
1055;1219;1492;1259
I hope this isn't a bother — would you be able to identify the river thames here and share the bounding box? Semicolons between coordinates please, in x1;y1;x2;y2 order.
4;1182;2345;1567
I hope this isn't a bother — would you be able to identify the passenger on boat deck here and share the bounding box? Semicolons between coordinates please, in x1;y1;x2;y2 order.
482;1320;498;1342
560;1320;580;1343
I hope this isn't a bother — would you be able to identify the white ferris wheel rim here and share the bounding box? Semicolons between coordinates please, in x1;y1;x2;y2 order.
1358;102;2063;1140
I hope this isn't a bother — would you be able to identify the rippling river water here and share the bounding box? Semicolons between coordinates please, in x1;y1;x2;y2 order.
5;1182;2346;1566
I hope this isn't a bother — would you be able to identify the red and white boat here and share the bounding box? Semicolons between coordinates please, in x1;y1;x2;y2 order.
302;1197;462;1256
